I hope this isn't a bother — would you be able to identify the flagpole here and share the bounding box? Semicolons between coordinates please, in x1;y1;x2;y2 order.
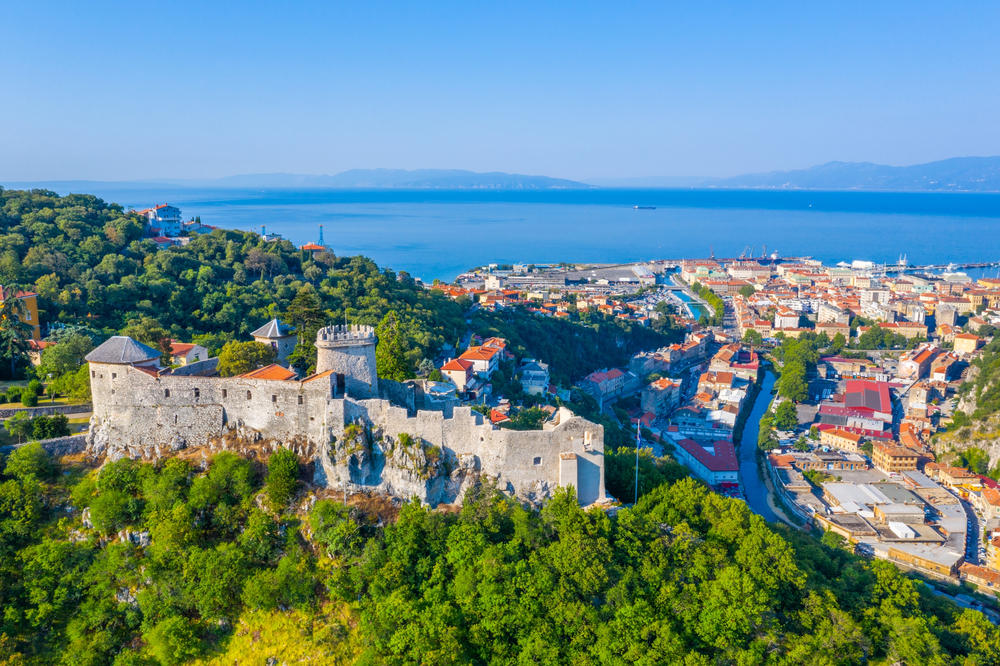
634;419;641;505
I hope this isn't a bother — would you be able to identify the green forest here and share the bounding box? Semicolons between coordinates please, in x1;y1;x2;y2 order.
0;187;676;385
2;446;999;664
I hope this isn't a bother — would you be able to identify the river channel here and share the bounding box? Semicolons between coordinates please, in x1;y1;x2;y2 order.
737;370;779;522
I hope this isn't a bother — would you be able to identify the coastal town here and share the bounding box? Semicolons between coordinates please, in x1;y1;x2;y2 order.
425;249;1000;607
8;4;1000;660
7;200;1000;619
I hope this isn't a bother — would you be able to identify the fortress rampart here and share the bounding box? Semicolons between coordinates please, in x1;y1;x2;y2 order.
85;328;607;507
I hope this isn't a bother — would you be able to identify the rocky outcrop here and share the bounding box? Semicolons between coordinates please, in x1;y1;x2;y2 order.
316;424;484;506
932;413;1000;468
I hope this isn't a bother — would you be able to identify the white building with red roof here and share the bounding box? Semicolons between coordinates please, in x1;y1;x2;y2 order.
672;437;739;486
136;204;182;236
441;358;475;391
458;344;503;376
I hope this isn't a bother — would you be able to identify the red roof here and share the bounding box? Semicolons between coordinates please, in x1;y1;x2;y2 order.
460;345;502;362
301;369;335;383
239;364;297;381
677;439;739;472
301;243;325;251
136;203;173;215
0;287;37;300
441;358;473;372
169;341;198;356
844;379;891;414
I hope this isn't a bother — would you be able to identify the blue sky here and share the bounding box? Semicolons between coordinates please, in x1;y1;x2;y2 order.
2;1;999;181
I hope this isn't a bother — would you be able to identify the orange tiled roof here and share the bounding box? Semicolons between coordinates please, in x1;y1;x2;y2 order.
442;358;473;372
239;364;297;381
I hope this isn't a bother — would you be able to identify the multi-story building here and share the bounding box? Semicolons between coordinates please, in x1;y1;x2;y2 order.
136;204;183;236
641;377;681;416
518;359;550;396
872;443;918;474
954;333;981;356
0;287;41;340
899;343;940;380
820;427;863;454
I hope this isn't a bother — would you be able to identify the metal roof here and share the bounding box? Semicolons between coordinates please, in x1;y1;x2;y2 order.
250;318;294;339
85;336;161;364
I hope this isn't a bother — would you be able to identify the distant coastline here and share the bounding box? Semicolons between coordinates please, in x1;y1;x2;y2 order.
2;185;995;283
8;155;1000;193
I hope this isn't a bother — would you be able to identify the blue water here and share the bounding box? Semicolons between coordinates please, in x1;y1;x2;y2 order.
672;289;708;320
29;185;1000;281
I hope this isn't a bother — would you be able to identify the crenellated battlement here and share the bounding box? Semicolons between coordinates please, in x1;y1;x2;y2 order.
316;325;377;346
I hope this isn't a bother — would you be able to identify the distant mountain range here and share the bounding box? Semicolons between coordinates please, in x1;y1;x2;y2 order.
200;169;589;190
3;169;588;191
9;157;1000;192
702;156;1000;192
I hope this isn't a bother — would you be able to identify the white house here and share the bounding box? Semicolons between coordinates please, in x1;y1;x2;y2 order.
137;204;183;236
519;359;550;396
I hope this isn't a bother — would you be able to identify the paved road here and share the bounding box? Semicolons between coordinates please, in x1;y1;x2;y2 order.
737;371;780;522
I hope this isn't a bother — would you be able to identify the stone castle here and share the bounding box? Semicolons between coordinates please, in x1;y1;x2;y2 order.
85;324;607;506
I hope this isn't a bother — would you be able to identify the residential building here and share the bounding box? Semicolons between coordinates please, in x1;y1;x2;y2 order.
251;319;297;363
899;344;940;380
136;203;183;236
459;344;503;376
0;287;41;340
581;368;628;405
641;377;681;416
168;341;208;366
872;443;918;474
441;358;475;392
774;307;800;329
672;438;739;486
954;333;981;356
519;359;550;396
820;427;863;454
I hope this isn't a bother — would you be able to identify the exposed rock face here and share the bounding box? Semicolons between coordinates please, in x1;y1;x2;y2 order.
933;413;1000;468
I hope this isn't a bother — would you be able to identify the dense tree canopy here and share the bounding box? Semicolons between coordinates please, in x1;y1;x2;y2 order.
0;428;997;663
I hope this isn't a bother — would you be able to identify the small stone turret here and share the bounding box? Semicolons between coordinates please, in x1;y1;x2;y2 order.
315;325;378;398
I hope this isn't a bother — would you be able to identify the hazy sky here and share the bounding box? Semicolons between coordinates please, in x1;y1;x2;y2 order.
2;1;999;181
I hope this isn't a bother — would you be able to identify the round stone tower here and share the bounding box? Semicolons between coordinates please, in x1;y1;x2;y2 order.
315;325;379;398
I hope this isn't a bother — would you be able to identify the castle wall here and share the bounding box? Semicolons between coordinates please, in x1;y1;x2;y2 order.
88;337;607;507
337;401;605;505
88;363;338;458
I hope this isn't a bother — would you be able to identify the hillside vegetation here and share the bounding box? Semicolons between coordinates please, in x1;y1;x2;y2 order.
0;187;673;383
933;336;1000;461
2;446;1000;664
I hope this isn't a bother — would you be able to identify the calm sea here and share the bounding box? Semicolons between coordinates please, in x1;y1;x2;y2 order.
31;186;1000;282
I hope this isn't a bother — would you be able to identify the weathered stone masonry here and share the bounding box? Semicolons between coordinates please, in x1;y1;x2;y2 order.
86;328;607;506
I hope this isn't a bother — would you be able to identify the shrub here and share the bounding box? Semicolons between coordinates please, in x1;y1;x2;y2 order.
264;448;300;512
4;441;54;481
145;615;203;665
310;499;363;557
89;489;142;534
27;379;43;397
19;389;38;407
30;414;70;440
